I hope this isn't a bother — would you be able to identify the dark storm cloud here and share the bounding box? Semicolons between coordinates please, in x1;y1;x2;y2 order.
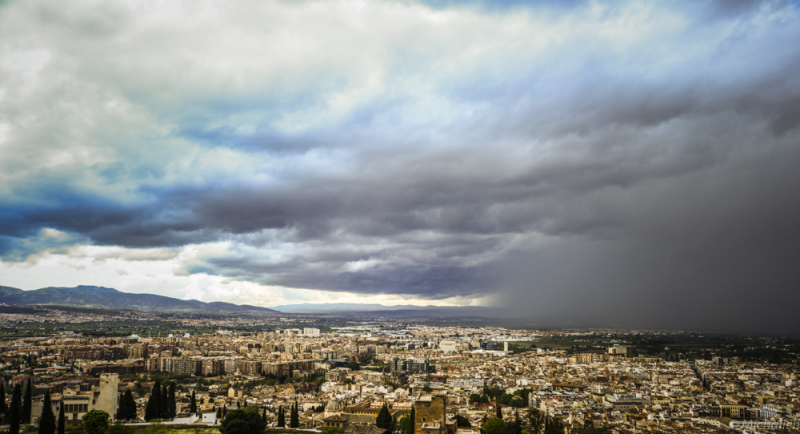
1;0;799;331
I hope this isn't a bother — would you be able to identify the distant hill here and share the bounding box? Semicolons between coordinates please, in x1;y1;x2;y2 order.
0;285;277;313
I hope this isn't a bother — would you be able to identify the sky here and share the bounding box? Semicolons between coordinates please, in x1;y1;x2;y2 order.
1;0;799;333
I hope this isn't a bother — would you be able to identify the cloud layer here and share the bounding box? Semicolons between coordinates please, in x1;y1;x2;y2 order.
1;0;799;333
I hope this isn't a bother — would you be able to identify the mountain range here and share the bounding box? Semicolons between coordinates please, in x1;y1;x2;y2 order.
0;285;277;313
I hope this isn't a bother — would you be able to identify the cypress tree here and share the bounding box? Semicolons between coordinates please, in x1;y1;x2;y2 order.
145;380;161;421
116;393;124;420
190;391;197;413
38;392;56;434
0;382;7;423
496;404;502;419
277;406;285;427
9;384;21;434
377;404;392;429
290;402;299;428
216;407;222;419
23;378;33;424
159;384;168;419
57;402;65;434
262;408;267;424
223;405;227;417
167;382;176;419
123;389;137;420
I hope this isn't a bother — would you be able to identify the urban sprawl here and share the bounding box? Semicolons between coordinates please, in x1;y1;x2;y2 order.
1;307;799;434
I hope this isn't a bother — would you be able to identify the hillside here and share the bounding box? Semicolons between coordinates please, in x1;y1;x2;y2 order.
0;285;277;313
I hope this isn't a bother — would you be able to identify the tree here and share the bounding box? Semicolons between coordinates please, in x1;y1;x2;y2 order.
525;409;545;434
544;418;563;434
167;382;176;419
509;397;527;408
23;378;33;424
81;410;110;434
277;406;285;427
119;390;137;421
454;415;471;428
290;402;299;428
158;384;168;419
468;394;482;404
0;382;7;423
502;412;521;434
145;380;161;421
261;408;267;424
58;402;65;434
9;384;21;434
190;391;197;413
376;404;392;429
496;405;503;419
38;392;56;434
217;407;222;420
397;414;412;434
219;409;266;434
483;418;505;434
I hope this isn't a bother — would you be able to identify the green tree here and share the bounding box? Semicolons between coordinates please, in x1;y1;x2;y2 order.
468;394;482;404
190;391;197;413
0;382;7;423
167;382;176;419
81;410;110;434
57;403;65;434
158;384;168;419
120;390;137;420
376;404;392;429
38;392;56;434
277;406;284;427
261;408;267;424
454;415;471;428
397;414;412;434
145;380;161;421
23;378;33;424
290;402;299;428
409;406;415;434
509;397;527;408
525;409;545;434
9;384;21;434
219;409;266;434
544;418;563;434
216;407;222;420
496;405;502;419
483;418;505;434
501;412;521;434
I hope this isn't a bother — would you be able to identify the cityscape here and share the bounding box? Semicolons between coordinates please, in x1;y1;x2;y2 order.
1;302;800;433
1;0;800;434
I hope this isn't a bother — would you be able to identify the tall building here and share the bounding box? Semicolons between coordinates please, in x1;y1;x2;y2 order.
303;328;321;337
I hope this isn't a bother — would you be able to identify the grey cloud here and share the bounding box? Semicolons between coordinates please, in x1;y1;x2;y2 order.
1;0;799;332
